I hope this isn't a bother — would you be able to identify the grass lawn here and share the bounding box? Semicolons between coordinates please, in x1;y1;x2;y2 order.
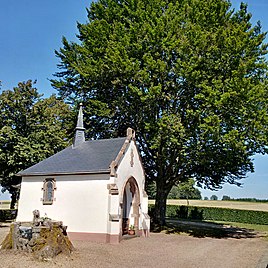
162;218;268;239
209;220;268;233
149;199;268;238
205;220;268;240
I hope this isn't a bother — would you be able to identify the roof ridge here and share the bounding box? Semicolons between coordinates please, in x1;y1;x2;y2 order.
84;137;126;142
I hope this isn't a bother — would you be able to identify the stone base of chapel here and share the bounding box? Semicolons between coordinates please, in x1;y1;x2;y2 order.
68;229;149;244
67;232;120;244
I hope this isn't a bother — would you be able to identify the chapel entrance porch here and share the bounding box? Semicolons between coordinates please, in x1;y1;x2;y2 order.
121;177;140;236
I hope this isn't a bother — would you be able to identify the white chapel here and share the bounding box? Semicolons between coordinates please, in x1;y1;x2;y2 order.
16;104;150;243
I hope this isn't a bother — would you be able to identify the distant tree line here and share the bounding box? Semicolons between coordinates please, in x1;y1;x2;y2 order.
203;195;268;202
147;179;202;200
224;197;268;202
168;179;202;200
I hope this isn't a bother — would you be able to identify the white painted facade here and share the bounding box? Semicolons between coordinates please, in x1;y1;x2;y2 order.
17;174;110;233
17;137;150;242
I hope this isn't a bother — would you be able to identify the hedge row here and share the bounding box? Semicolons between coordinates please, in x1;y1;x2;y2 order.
0;210;17;222
149;204;268;225
0;201;11;205
232;198;268;203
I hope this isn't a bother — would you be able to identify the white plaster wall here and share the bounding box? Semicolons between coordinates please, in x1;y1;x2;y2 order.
17;174;110;233
107;192;120;235
116;141;145;196
116;140;148;230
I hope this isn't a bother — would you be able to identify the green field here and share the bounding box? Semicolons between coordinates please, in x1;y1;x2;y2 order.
149;199;268;212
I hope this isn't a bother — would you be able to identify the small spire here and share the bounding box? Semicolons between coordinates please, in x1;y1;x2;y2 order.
73;103;85;147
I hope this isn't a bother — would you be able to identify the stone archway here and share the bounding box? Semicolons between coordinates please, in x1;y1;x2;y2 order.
121;177;140;235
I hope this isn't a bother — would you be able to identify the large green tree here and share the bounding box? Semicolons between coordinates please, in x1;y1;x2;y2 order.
0;80;73;208
52;0;268;225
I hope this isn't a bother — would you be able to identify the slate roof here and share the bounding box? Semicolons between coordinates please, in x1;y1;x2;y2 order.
17;137;127;176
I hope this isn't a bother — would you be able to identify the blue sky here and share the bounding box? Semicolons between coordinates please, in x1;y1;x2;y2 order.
0;0;90;97
0;0;267;200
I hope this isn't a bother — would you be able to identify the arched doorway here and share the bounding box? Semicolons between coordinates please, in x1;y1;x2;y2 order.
121;177;140;235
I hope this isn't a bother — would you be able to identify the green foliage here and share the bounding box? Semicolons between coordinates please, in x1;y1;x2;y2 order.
0;201;10;205
222;195;231;200
217;197;268;202
210;195;218;200
146;181;157;199
168;179;202;199
0;209;17;221
52;0;268;224
234;198;268;203
204;197;209;200
0;81;73;207
149;204;268;225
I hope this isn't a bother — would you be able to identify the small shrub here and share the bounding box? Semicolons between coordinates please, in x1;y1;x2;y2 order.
176;206;188;219
222;195;231;201
0;209;17;222
189;207;203;220
210;195;218;201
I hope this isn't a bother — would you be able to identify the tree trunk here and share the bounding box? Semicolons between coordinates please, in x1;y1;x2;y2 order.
153;182;171;226
10;192;17;209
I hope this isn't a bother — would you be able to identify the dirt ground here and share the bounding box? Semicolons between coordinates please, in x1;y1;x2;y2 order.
0;223;267;268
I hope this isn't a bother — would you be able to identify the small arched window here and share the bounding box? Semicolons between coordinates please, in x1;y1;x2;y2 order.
42;178;56;205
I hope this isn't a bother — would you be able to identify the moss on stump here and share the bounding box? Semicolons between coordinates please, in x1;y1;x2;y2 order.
1;222;74;261
1;224;13;249
33;226;74;261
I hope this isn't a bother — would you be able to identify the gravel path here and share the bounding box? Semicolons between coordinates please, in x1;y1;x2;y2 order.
0;224;267;268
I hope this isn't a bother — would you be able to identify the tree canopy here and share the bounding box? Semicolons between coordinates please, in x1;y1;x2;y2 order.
52;0;268;224
0;81;73;207
210;195;218;200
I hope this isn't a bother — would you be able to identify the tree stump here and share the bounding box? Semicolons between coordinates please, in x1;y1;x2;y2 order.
1;221;74;261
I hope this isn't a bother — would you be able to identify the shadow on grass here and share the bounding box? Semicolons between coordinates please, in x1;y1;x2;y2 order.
151;219;260;239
